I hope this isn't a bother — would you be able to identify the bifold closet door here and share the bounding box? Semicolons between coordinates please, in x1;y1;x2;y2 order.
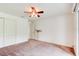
0;18;4;47
4;17;16;46
16;18;29;43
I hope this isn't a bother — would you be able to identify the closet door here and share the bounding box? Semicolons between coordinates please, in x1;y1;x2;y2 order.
16;18;29;43
4;17;16;46
0;17;4;47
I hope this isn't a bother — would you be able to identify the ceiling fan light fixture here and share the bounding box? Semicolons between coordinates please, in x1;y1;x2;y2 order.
24;6;44;18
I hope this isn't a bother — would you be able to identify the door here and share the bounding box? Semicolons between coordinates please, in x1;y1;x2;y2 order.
4;17;16;46
0;17;4;47
16;18;29;43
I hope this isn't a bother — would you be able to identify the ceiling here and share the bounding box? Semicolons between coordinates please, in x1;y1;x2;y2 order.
0;3;73;19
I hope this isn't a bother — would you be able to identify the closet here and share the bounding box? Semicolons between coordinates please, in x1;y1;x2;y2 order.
0;13;29;48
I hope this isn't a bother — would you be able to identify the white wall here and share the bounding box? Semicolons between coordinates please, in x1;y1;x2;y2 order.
0;12;29;48
37;14;75;47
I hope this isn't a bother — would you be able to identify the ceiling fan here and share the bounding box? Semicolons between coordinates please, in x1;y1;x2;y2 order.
24;6;44;17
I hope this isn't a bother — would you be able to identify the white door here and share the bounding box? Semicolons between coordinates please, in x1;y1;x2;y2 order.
16;18;29;43
0;17;4;47
4;17;16;46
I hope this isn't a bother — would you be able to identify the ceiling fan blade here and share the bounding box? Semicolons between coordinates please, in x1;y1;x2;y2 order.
24;11;32;13
37;11;44;13
37;15;40;17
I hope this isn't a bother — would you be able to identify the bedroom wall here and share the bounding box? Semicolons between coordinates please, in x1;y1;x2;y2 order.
0;12;29;48
37;13;75;47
